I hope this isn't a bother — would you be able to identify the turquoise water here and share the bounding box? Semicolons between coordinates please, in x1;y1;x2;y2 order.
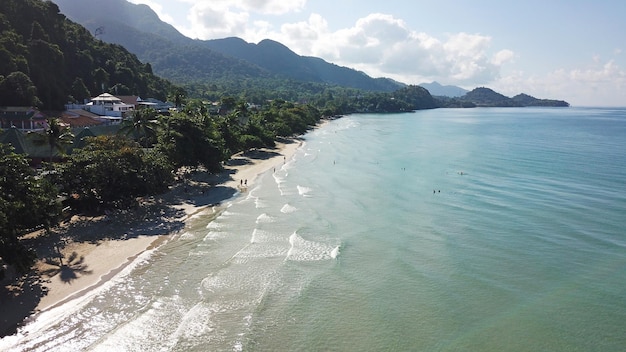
2;107;626;351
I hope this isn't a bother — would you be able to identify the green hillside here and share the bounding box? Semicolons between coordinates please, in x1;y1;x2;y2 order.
512;93;569;107
449;87;570;107
0;0;177;110
53;0;403;96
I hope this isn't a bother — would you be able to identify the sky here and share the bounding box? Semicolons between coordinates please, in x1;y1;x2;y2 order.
128;0;626;107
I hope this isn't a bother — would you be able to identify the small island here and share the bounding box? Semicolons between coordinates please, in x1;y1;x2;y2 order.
435;87;569;108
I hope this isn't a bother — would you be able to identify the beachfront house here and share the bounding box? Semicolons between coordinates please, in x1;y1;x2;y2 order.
85;93;134;122
0;106;47;130
64;93;135;124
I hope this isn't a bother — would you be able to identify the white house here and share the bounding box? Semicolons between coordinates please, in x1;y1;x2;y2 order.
80;93;134;123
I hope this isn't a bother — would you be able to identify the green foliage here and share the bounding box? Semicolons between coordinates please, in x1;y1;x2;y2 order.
511;93;569;107
29;118;74;162
118;108;158;147
70;77;91;103
458;87;521;107
0;144;60;277
157;113;225;173
0;72;41;106
57;135;173;210
392;85;440;110
0;0;179;110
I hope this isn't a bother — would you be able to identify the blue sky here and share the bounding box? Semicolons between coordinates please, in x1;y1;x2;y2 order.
129;0;626;106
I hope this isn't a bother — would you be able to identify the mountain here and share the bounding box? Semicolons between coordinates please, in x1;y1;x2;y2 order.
203;38;402;91
448;88;570;108
52;0;270;86
419;81;468;97
461;87;521;107
392;85;439;110
53;0;403;93
511;93;569;107
0;0;176;110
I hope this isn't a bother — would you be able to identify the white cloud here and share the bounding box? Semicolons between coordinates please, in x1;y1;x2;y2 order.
128;0;177;25
165;2;514;86
184;3;249;39
492;59;626;106
175;0;305;39
237;0;306;15
272;14;511;87
492;49;515;66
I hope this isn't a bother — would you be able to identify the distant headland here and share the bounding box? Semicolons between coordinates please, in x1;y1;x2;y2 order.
432;86;570;108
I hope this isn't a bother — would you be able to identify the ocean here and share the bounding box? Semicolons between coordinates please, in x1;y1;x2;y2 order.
2;107;626;351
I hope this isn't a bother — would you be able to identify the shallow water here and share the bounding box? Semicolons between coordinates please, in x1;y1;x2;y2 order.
2;107;626;351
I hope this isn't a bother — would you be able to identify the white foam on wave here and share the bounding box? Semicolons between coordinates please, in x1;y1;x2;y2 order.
280;203;298;213
255;213;275;224
170;301;215;343
179;232;196;240
206;221;222;229
201;274;228;293
221;210;238;217
89;295;186;351
273;173;289;196
0;247;161;351
297;185;313;197
286;231;340;261
203;231;224;241
249;228;276;244
272;173;285;185
254;197;267;209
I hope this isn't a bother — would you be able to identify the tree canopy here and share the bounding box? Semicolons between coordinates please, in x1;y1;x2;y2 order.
0;0;178;110
0;144;60;278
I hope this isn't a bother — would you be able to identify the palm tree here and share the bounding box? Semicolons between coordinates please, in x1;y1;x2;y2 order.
118;108;158;147
30;118;74;162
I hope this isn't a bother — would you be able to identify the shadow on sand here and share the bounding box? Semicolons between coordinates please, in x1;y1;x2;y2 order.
0;273;48;337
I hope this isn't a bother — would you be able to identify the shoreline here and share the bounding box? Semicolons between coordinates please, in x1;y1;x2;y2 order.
0;136;304;338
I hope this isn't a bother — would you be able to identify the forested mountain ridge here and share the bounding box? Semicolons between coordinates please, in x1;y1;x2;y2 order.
462;88;569;107
52;0;273;87
203;38;402;92
0;0;177;110
511;93;570;107
439;87;569;108
462;87;520;107
53;0;403;94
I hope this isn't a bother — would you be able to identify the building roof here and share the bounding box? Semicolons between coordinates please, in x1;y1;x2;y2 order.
71;127;97;151
116;95;142;106
61;109;105;128
0;107;45;122
91;93;122;102
0;126;28;154
1;123;122;162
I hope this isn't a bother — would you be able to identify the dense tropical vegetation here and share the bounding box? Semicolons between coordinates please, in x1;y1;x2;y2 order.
0;0;175;110
0;94;326;279
0;144;60;279
53;0;402;95
438;87;569;108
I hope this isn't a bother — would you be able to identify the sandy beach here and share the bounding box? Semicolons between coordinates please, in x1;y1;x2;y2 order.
0;137;303;337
